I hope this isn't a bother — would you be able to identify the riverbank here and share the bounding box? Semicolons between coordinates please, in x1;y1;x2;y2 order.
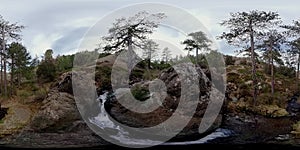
207;112;300;145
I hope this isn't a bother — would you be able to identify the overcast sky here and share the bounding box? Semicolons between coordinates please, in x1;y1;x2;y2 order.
1;0;300;58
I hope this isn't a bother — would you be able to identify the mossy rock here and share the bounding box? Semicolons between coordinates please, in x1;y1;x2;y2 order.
254;105;288;117
292;121;300;132
291;121;300;139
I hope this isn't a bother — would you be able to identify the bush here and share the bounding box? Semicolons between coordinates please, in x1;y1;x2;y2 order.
36;61;57;83
17;89;32;99
227;72;240;83
131;84;149;101
152;61;171;70
276;66;296;78
225;55;235;66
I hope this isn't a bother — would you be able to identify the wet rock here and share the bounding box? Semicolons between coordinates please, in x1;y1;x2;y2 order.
0;107;8;120
275;134;291;141
286;95;300;116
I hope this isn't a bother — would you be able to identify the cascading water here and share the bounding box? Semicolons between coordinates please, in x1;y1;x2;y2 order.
89;92;232;146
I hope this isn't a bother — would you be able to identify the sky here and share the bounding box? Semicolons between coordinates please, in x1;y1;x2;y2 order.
0;0;300;58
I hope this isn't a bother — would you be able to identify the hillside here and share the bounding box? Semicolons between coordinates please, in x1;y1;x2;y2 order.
0;53;299;147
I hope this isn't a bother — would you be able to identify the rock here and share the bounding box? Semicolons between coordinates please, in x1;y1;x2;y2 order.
255;105;289;118
277;81;283;85
0;107;8;120
275;134;291;141
291;121;300;139
286;95;300;116
56;72;73;95
30;90;81;132
231;97;238;102
245;80;252;85
106;65;224;140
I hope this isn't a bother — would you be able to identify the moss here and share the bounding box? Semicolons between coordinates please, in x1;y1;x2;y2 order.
237;68;249;74
292;121;300;132
227;100;288;118
227;101;251;113
291;121;300;138
253;105;288;117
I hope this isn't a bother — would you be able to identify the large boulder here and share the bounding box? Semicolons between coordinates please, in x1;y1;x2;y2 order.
29;90;81;132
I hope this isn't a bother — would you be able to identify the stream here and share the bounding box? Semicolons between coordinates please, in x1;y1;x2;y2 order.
89;92;233;146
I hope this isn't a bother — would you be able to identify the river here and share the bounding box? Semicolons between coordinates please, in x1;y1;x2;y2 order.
89;92;233;147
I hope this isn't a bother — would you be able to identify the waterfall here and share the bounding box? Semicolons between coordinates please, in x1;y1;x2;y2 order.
89;92;232;146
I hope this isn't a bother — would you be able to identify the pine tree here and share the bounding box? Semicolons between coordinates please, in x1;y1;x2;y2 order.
219;10;281;105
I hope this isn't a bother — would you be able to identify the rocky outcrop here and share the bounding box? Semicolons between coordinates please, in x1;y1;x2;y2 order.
56;72;73;95
106;65;225;140
29;90;81;132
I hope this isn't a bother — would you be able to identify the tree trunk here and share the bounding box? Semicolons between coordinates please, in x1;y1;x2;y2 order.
148;48;151;69
165;54;168;63
10;54;14;95
249;21;258;105
268;52;271;75
0;44;3;95
1;27;5;96
196;48;199;65
18;72;21;88
4;56;7;97
127;31;134;71
270;45;274;98
297;53;300;92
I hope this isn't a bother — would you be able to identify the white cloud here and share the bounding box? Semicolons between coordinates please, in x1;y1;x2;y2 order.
29;33;63;57
56;17;98;29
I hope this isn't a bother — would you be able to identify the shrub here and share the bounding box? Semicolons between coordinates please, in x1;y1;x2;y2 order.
276;66;296;78
131;84;149;101
227;72;240;83
225;55;235;66
36;60;57;83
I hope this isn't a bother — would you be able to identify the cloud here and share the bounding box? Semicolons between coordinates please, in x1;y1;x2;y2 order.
51;27;89;56
2;0;300;57
29;33;62;57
